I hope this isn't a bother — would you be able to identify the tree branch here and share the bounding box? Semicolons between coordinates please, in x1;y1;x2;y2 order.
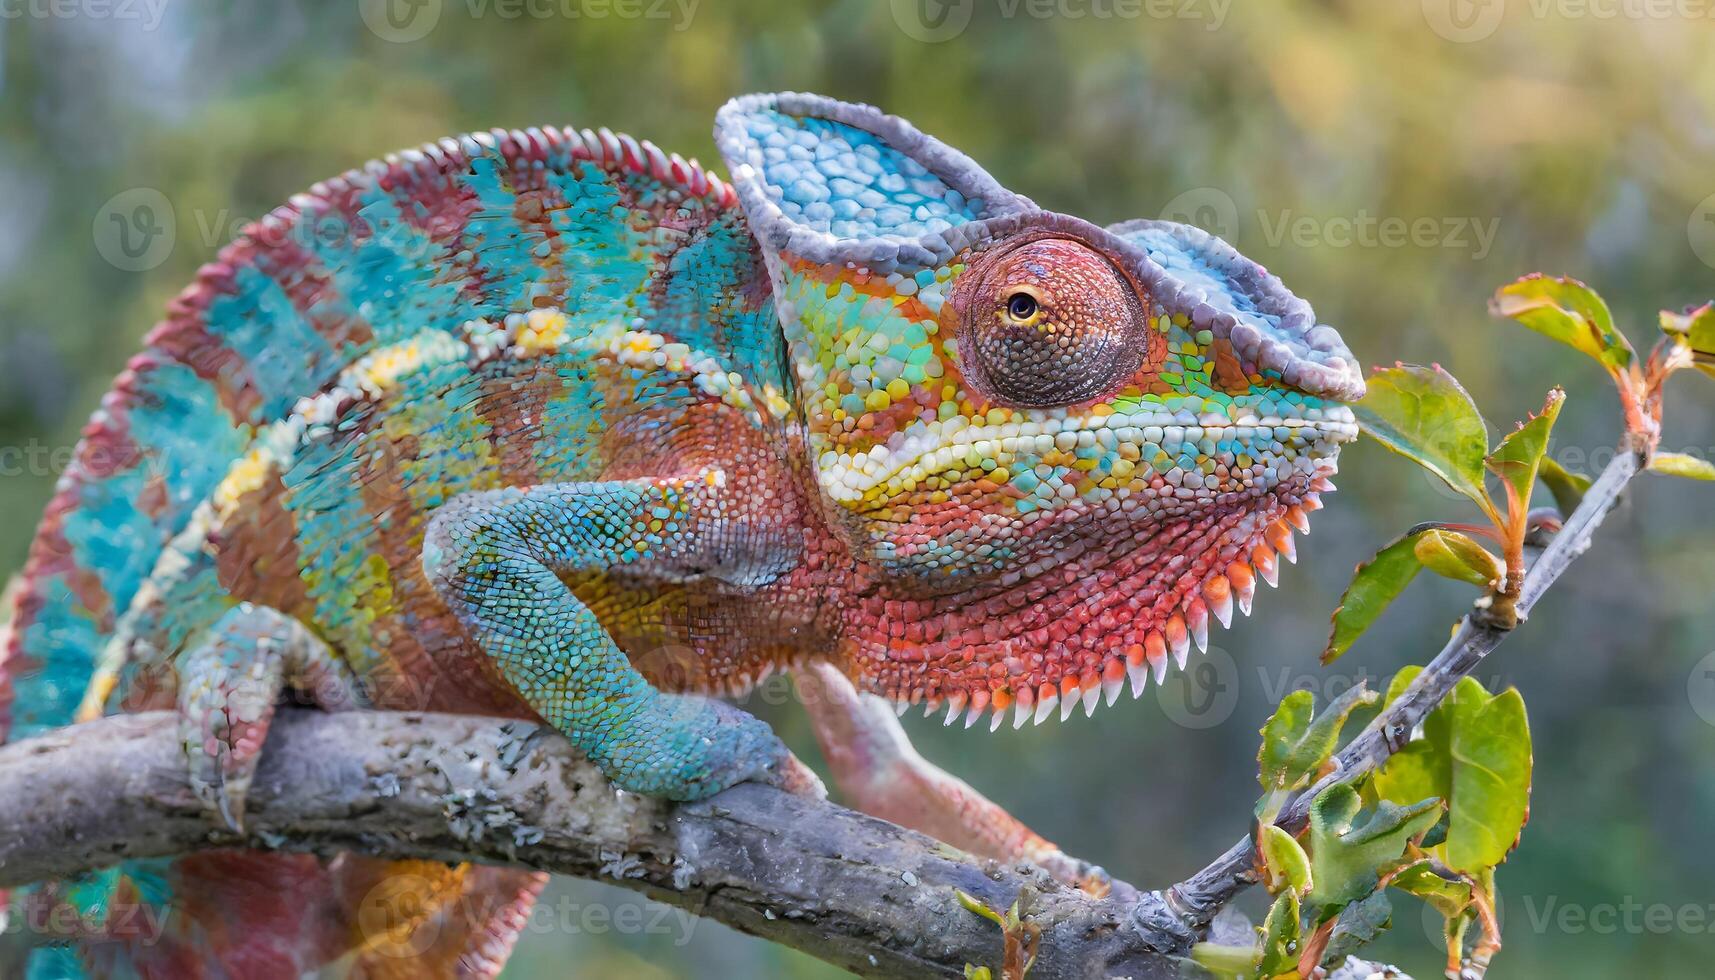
1165;446;1644;929
0;450;1643;974
0;708;1189;979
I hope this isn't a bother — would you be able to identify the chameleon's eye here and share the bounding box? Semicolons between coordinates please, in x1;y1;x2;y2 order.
1005;291;1039;323
952;236;1151;408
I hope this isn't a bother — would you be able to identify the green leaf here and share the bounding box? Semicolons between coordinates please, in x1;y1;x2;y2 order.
1370;740;1449;814
1260;824;1314;896
956;890;1006;928
1257;891;1303;976
1373;674;1490;810
1324;532;1425;663
1321;891;1393;968
1446;688;1533;873
1412;529;1503;588
1648;452;1715;481
1388;860;1473;920
1538;456;1593;514
1354;364;1492;510
1258;684;1381;793
1660;303;1715;378
1308;784;1444;909
1491;275;1634;374
1189;942;1259;978
1258;691;1313;791
1485;388;1566;517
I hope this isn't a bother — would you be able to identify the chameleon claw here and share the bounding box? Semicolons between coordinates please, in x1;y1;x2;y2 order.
767;753;827;799
216;779;246;835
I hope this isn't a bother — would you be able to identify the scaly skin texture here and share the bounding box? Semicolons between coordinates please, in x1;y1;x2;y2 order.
1;93;1362;976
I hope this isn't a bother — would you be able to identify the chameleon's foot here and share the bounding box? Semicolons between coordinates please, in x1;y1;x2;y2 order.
592;694;809;802
177;604;364;831
767;751;828;799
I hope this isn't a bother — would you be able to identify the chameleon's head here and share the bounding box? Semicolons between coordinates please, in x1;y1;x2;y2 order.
718;95;1364;714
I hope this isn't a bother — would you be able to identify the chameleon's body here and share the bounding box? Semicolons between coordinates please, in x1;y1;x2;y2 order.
0;94;1362;976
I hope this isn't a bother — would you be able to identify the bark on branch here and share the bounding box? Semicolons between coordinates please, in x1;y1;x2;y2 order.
0;449;1644;976
0;708;1186;979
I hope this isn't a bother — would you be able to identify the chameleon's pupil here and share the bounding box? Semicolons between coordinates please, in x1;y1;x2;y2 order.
1007;293;1037;320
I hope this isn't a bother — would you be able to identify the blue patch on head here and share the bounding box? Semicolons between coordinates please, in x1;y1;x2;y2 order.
744;110;986;241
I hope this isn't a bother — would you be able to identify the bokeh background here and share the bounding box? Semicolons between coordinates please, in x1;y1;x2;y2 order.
3;1;1714;976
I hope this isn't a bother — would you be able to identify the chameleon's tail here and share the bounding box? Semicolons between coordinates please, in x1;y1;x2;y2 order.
18;855;547;979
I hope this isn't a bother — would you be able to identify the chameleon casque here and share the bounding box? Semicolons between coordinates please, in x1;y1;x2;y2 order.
0;92;1363;976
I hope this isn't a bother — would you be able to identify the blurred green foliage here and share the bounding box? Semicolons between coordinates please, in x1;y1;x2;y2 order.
2;2;1714;976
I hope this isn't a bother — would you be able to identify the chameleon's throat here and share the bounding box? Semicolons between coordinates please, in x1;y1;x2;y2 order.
838;476;1335;730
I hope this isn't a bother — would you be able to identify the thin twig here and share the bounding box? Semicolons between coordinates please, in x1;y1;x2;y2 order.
1163;447;1643;931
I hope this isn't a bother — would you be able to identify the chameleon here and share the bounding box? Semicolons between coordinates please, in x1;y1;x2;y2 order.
0;92;1362;976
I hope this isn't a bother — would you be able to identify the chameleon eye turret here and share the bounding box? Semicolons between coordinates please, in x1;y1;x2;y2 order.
948;234;1157;409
